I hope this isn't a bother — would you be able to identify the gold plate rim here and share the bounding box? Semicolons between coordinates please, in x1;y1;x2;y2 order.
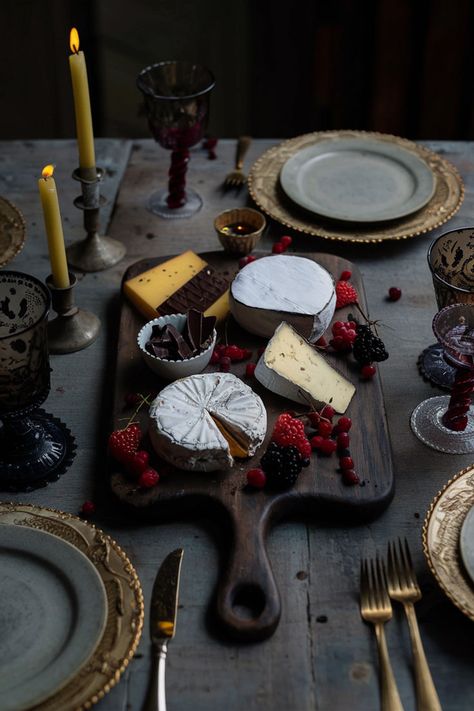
422;465;474;621
248;130;465;244
0;197;27;267
0;503;144;711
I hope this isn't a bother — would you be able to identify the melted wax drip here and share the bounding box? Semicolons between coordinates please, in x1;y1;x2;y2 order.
442;368;474;431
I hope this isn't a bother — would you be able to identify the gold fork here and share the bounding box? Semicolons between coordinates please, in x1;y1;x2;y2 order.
360;557;405;711
387;539;442;711
223;135;252;189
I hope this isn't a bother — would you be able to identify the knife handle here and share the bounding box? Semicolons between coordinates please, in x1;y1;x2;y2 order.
142;641;168;711
216;507;280;642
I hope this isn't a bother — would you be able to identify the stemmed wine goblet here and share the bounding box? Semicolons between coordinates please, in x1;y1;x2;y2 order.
420;227;474;389
0;271;75;490
411;303;474;454
137;61;215;218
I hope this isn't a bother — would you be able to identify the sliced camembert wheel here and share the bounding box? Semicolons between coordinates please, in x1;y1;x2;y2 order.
255;321;355;413
229;254;336;341
149;372;267;472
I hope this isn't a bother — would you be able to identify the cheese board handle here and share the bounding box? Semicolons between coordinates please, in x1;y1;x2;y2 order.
216;506;280;642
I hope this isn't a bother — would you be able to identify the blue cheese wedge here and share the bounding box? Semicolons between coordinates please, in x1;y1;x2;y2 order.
255;322;355;413
149;373;267;472
229;255;335;341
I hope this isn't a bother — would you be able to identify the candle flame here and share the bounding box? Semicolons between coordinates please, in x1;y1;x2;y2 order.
42;165;55;179
70;27;80;53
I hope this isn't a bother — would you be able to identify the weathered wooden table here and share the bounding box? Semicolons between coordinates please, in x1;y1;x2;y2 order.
1;138;473;711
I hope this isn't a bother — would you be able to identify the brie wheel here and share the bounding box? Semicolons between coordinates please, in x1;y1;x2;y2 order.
229;254;336;341
149;372;267;472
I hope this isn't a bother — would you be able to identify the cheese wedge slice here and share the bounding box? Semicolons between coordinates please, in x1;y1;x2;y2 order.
255;321;355;413
124;250;230;322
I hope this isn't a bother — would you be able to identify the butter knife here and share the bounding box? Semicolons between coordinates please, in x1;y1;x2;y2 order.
142;548;184;711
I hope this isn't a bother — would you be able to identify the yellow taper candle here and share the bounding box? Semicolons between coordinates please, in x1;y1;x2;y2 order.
38;165;70;288
69;27;96;174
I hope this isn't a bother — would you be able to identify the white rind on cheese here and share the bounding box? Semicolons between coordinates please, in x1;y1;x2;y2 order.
255;322;355;413
229;255;336;341
149;372;267;472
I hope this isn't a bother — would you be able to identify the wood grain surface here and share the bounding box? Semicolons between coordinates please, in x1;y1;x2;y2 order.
2;139;474;710
110;251;393;640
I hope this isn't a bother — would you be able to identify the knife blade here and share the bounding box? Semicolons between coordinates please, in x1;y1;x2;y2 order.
142;548;184;711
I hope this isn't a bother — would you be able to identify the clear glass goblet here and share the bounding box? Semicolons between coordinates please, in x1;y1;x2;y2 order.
411;303;474;453
137;61;215;219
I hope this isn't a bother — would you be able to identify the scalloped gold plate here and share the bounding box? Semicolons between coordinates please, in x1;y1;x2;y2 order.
422;465;474;621
0;197;26;267
248;131;464;244
0;504;144;710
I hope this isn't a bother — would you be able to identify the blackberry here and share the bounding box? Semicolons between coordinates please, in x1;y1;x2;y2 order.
353;324;388;364
261;442;303;489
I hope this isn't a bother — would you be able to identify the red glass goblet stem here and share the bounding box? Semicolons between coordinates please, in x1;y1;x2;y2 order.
442;367;474;431
166;149;190;209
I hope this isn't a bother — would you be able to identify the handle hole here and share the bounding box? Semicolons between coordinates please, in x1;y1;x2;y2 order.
232;584;266;620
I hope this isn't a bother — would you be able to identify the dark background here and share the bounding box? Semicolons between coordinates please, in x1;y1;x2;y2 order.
2;0;474;141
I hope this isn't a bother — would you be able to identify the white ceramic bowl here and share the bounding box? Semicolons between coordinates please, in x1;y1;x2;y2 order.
137;314;216;381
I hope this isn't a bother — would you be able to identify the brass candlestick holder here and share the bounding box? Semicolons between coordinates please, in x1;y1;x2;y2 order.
66;167;126;272
47;272;100;354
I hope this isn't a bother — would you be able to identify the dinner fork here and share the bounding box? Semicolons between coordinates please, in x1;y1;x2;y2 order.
223;135;252;189
360;557;405;711
387;539;442;711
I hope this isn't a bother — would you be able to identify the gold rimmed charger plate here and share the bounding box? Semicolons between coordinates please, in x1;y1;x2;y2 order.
0;503;144;710
248;130;464;244
422;465;474;621
0;197;26;267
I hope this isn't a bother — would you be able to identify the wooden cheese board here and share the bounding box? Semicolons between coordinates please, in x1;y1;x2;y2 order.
110;250;394;642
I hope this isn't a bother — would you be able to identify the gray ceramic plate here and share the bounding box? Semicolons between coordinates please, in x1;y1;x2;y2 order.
460;506;474;585
280;137;435;222
0;524;107;711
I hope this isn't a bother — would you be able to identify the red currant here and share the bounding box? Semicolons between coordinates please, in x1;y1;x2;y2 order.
210;350;221;364
280;235;293;248
308;412;321;427
245;363;256;377
340;456;354;470
315;335;327;348
272;242;285;254
80;500;96;517
219;356;231;372
361;364;376;379
318;420;333;438
337;432;350;449
246;255;257;263
340;270;352;281
319;439;337;456
388;287;402;301
336;416;352;433
311;435;324;450
321;405;335;420
239;256;250;269
247;468;266;489
342;469;360;486
127;450;150;477
139;468;160;488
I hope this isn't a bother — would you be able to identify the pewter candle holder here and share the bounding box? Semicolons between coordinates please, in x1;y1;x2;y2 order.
47;272;100;354
66;167;126;272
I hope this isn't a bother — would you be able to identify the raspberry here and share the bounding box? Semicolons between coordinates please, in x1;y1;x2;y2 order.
340;270;352;281
127;450;150;477
245;363;257;377
108;424;142;464
271;413;311;457
80;500;95;517
246;468;266;489
388;287;402;301
272;242;284;254
342;469;360;486
335;281;358;309
361;364;376;379
318;420;333;438
139;468;160;488
280;235;292;248
336;417;352;433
